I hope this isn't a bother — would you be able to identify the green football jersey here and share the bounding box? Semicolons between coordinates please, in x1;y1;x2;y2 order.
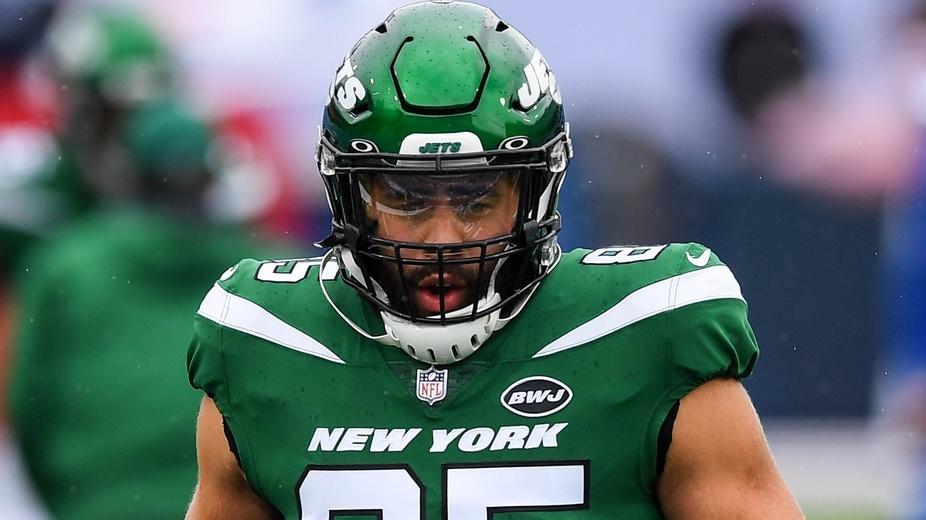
188;243;758;519
9;209;273;520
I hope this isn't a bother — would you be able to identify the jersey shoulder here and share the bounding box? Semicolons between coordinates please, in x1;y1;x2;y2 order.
510;243;757;377
188;256;372;405
211;256;330;302
542;242;737;310
190;256;374;370
210;255;355;316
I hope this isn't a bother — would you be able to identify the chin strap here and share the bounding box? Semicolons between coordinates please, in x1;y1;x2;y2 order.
497;241;562;327
318;249;392;343
319;241;563;363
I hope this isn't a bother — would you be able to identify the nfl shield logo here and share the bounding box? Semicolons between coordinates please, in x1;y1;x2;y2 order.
416;367;448;405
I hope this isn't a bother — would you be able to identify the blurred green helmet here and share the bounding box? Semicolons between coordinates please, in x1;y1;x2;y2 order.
123;100;211;179
317;0;572;364
46;7;171;105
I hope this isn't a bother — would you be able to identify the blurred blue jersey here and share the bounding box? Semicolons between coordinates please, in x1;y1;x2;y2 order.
883;141;926;376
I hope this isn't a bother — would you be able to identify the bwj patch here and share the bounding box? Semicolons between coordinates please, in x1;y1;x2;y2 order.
416;367;448;405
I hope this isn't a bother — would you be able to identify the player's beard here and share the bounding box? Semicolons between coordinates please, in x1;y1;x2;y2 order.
370;258;487;319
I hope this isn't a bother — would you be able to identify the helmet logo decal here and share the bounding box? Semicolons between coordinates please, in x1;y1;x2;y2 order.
399;133;485;167
329;56;367;111
517;50;561;110
399;132;483;154
418;142;462;154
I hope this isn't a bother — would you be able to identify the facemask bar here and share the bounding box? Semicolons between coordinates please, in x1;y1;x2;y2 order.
316;130;570;325
349;165;553;325
339;222;559;324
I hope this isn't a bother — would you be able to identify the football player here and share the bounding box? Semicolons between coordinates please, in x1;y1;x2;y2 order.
9;100;278;519
186;2;804;518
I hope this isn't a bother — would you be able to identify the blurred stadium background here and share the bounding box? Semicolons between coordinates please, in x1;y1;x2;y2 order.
1;0;924;518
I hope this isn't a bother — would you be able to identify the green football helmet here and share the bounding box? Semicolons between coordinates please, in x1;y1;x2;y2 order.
317;0;572;364
46;6;171;107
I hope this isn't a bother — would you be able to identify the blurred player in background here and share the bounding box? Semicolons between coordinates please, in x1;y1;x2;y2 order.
1;3;171;432
8;99;284;519
878;4;926;518
0;5;175;269
1;6;176;516
4;5;301;517
45;5;174;204
717;6;926;517
720;12;917;208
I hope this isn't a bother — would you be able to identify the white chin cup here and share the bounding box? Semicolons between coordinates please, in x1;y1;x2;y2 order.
379;292;502;365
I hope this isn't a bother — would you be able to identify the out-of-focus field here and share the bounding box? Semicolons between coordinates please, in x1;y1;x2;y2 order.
806;512;885;520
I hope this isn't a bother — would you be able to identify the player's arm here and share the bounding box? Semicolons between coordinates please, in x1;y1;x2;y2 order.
657;378;804;519
186;396;281;520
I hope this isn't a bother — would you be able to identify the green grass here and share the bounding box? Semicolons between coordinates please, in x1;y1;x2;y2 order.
803;507;887;520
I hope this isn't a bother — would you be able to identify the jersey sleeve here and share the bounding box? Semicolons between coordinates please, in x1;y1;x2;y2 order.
641;245;760;486
185;258;279;501
186;259;257;405
667;298;758;389
186;314;226;402
664;244;759;395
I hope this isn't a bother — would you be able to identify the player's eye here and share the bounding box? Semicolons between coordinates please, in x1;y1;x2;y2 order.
456;192;500;218
461;201;491;216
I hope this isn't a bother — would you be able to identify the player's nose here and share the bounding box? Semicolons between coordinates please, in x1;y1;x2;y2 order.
418;206;471;245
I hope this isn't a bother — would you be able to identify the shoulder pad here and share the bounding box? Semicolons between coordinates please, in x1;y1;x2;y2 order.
216;258;258;286
213;256;338;293
195;256;348;364
522;243;745;358
568;242;722;275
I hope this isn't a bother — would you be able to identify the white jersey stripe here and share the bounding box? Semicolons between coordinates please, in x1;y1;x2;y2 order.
197;284;345;364
533;265;744;358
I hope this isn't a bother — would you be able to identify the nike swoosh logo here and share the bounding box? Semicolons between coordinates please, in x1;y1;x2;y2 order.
686;248;711;267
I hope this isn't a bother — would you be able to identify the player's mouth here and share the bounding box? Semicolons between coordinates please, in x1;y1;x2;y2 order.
415;273;470;315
